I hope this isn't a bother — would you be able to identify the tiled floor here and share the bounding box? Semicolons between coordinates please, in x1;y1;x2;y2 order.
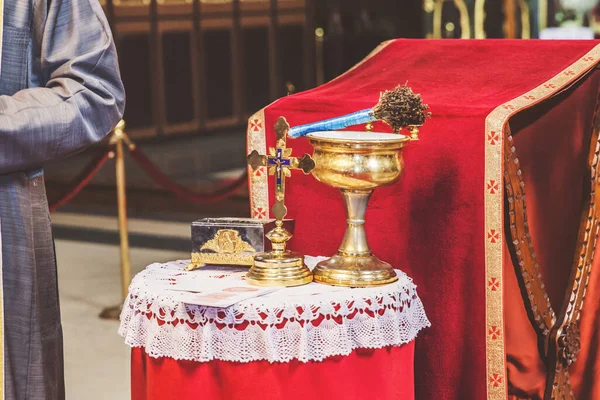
54;214;188;399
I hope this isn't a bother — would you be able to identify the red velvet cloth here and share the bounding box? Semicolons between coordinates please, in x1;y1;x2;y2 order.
131;344;415;400
250;40;600;399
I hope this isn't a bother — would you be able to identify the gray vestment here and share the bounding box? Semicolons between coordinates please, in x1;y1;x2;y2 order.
0;0;125;398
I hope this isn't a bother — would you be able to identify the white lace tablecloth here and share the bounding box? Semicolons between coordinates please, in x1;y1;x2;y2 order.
119;258;430;364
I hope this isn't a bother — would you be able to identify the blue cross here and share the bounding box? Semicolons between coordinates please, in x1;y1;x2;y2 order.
268;148;291;191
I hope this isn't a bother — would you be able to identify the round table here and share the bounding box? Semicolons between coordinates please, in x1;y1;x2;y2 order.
119;259;430;400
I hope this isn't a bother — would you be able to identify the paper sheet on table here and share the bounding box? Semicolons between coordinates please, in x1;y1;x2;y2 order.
164;274;280;308
143;257;335;307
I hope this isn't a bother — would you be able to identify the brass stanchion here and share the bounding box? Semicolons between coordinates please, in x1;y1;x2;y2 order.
100;120;134;320
315;27;325;86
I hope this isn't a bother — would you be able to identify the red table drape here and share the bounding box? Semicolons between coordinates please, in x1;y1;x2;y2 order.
131;343;415;400
247;40;600;399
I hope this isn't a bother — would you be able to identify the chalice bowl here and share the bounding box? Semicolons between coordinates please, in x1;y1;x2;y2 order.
308;130;411;287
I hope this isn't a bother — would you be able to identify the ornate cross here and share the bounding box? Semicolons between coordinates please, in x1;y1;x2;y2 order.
247;116;315;221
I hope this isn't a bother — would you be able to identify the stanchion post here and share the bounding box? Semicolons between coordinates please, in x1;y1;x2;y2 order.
100;120;133;320
315;27;325;86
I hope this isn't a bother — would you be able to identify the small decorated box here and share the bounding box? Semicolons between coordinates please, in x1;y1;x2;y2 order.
188;218;295;270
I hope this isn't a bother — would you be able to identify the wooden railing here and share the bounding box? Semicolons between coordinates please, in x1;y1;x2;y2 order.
100;0;316;140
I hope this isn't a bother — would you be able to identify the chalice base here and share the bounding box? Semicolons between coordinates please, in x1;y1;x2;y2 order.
246;251;313;287
313;253;398;287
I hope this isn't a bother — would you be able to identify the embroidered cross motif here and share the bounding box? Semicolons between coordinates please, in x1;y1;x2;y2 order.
253;168;264;177
487;131;499;145
564;70;575;76
487;229;500;243
488;326;501;340
488;277;500;291
489;373;503;388
502;104;515;111
487;180;499;194
250;119;263;132
524;95;536;101
253;207;267;219
544;83;556;89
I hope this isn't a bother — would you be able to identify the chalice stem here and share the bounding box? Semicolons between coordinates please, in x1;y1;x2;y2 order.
339;189;372;256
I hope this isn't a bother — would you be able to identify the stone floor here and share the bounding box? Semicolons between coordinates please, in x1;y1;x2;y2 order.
54;213;189;400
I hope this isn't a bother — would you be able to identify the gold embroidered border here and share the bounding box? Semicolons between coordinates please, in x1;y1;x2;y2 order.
247;109;269;219
484;44;600;400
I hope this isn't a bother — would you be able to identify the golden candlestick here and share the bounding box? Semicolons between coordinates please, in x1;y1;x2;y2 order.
308;130;412;287
246;117;315;287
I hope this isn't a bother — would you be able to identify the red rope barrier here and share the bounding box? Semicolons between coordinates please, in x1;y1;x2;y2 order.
49;152;111;212
127;146;248;203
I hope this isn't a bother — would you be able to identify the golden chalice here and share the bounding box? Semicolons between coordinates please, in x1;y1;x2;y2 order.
308;131;411;287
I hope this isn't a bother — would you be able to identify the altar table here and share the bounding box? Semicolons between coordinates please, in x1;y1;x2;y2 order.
119;259;430;400
247;40;600;399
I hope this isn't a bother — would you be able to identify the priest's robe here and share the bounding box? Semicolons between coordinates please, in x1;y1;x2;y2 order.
0;0;124;398
247;40;600;399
